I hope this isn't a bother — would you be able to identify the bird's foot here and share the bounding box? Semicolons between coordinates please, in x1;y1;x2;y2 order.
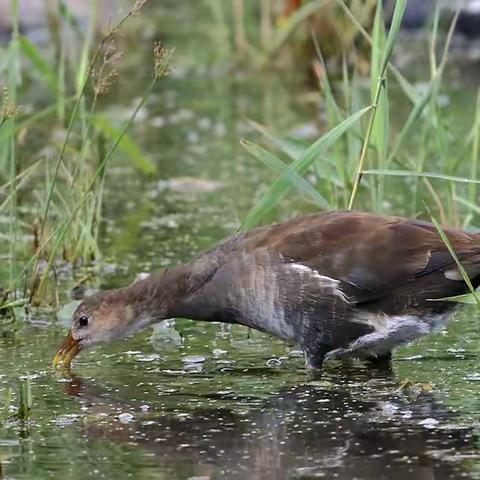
324;347;352;362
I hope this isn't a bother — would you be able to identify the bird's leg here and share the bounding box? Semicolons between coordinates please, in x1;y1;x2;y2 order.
325;316;431;364
324;331;388;363
304;345;330;372
365;351;393;369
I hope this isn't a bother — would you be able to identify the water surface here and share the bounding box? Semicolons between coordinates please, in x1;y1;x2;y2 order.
2;3;480;479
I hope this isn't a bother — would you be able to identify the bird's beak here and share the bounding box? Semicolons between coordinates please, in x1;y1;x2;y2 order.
53;331;81;368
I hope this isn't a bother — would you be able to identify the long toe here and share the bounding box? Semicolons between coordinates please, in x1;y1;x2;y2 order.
324;347;351;362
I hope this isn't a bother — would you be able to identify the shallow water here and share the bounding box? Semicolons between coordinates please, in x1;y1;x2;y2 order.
3;3;480;479
2;314;480;479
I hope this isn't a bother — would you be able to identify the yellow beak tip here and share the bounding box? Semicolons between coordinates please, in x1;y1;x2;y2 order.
52;353;63;368
53;332;81;369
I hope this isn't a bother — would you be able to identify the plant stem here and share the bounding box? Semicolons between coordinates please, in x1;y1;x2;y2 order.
348;77;384;209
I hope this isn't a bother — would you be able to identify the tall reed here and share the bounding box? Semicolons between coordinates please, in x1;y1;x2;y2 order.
241;1;480;234
1;0;172;306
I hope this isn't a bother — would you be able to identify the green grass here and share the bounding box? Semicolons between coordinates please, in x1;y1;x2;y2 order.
0;0;172;306
242;1;479;222
236;1;480;303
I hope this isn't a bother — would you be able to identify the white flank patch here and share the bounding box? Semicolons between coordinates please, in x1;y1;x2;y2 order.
289;263;349;302
288;263;311;273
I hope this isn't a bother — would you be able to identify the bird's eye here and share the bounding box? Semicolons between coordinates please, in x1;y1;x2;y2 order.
78;315;89;328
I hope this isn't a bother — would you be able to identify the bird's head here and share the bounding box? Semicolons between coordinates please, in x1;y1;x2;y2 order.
53;269;188;368
53;289;146;368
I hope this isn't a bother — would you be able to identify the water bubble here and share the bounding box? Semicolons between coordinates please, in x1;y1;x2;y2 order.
183;355;206;364
212;348;227;357
118;413;134;424
419;418;439;428
137;354;161;362
382;403;399;415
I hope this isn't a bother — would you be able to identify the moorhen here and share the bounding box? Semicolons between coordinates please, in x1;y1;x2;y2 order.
54;210;480;370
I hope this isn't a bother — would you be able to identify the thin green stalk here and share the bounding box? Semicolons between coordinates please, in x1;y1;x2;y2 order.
348;0;406;209
38;2;149;239
33;193;94;301
370;0;388;212
348;77;385;209
0;161;41;214
7;0;20;292
30;2;152;295
88;47;172;245
337;0;413;103
88;77;156;193
363;169;480;185
468;90;480;204
429;1;440;79
17;378;32;420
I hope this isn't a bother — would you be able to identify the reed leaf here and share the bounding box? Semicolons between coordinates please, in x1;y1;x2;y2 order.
348;0;406;210
19;36;57;93
242;106;371;229
249;121;306;160
427;207;479;305
380;0;407;74
92;115;156;175
240;139;330;209
370;0;388;163
336;0;415;104
363;170;480;184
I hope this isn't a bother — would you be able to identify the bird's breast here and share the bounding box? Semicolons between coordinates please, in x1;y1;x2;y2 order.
203;258;350;344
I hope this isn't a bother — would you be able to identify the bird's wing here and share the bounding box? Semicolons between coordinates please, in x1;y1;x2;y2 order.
232;211;480;308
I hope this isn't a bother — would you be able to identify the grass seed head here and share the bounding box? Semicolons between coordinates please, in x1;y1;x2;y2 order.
94;41;123;96
153;42;173;79
1;87;21;122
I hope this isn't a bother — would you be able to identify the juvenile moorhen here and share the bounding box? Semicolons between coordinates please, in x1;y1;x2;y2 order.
54;210;480;370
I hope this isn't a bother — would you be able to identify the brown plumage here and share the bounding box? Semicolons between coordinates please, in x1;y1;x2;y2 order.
54;211;480;370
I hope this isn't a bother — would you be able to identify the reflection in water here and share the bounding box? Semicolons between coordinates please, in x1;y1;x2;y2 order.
62;372;478;480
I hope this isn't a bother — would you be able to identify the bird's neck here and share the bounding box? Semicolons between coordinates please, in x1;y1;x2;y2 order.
117;265;192;327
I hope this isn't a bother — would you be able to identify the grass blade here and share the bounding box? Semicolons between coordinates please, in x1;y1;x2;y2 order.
19;36;57;93
370;0;388;161
240;139;330;208
427;207;479;305
242;105;371;229
380;0;407;74
363;169;480;184
336;0;415;104
249;120;306;160
348;0;406;210
431;293;479;304
92;115;156;175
